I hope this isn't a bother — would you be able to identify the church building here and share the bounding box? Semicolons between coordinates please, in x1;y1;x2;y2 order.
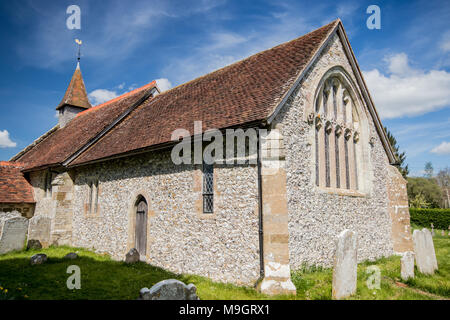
0;20;413;295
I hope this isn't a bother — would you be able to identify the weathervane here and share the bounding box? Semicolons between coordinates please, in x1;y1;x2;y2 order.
75;39;82;62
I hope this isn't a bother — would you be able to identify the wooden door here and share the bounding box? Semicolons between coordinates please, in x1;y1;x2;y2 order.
135;200;148;256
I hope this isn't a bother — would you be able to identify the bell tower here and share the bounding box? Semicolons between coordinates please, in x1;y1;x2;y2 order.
56;40;91;128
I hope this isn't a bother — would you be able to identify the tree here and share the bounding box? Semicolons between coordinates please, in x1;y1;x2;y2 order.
409;192;430;208
436;167;450;208
424;162;434;179
384;126;409;178
407;177;443;208
436;167;450;187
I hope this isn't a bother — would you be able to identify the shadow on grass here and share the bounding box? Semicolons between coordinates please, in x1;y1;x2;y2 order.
0;246;265;300
0;249;184;300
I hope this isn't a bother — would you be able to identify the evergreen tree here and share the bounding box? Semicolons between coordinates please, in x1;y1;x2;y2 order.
424;162;434;179
384;126;409;178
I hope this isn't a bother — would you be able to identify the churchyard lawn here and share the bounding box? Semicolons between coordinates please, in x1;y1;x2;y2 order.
0;231;448;300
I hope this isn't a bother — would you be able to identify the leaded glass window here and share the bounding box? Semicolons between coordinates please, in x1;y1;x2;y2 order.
202;162;214;213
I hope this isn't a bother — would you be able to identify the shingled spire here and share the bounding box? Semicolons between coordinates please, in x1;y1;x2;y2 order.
56;62;91;128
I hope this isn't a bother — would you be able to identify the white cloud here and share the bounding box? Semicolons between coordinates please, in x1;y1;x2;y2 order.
205;33;247;50
88;89;119;106
155;78;172;92
364;53;450;118
0;130;17;148
431;141;450;155
385;53;416;76
162;12;313;84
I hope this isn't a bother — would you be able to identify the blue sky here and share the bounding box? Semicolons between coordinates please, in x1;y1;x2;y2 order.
0;0;448;176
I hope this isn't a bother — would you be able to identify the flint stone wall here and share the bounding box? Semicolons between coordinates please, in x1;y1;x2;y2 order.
273;33;395;268
0;216;29;254
71;150;260;285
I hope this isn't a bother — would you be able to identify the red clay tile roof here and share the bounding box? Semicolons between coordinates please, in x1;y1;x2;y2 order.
0;162;35;203
70;20;338;166
15;20;339;170
56;62;92;110
15;81;158;171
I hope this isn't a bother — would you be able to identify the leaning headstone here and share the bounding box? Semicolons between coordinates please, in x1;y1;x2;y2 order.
27;216;51;248
27;239;42;250
413;228;438;275
125;248;140;264
332;229;358;300
138;279;199;300
64;252;78;260
30;253;47;265
400;251;415;281
0;216;29;254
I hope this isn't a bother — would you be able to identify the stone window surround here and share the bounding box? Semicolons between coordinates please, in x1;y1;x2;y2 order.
44;169;53;199
307;66;374;197
84;177;100;216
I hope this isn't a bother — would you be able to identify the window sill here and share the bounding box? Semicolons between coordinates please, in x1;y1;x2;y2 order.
318;187;366;198
198;212;216;219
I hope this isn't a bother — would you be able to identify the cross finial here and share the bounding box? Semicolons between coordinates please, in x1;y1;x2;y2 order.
75;39;82;62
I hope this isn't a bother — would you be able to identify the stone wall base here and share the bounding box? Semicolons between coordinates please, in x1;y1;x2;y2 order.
259;277;296;295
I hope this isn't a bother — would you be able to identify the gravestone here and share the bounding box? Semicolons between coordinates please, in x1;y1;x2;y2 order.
27;216;51;247
125;248;140;264
64;252;78;260
430;223;434;236
138;279;199;300
400;251;415;281
30;253;47;265
332;229;358;300
0;211;21;236
27;239;42;250
442;230;445;236
413;228;438;275
0;217;29;254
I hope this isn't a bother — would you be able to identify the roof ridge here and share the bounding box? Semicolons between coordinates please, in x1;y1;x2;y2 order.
152;19;340;99
76;80;157;117
62;86;159;167
10;125;59;162
266;19;340;122
0;161;25;167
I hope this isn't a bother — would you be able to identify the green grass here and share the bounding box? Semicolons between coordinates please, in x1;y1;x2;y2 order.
0;233;448;300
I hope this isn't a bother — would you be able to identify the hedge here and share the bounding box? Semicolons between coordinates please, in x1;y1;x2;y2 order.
409;208;450;230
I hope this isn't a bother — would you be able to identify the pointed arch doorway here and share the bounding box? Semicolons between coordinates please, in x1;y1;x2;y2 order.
135;197;148;257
